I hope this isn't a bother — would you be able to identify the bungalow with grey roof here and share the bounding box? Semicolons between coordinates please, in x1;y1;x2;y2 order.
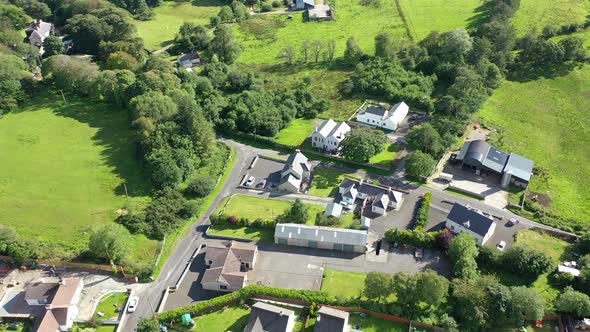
244;302;296;332
202;241;257;292
278;151;310;193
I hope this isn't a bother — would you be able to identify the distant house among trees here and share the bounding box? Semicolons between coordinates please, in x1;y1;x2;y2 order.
310;119;351;153
176;51;204;71
294;0;315;10
26;20;55;55
356;101;409;131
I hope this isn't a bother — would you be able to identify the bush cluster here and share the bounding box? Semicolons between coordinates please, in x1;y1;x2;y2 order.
210;214;276;229
384;228;442;248
414;192;431;231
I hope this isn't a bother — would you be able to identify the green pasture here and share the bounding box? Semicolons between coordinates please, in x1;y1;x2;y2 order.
274;118;317;146
511;0;590;36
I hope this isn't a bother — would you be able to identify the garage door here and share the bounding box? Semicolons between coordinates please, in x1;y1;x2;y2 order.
308;241;318;248
333;243;344;251
343;244;354;252
278;238;287;245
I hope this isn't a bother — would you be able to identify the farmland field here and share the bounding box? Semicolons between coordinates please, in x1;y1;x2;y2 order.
478;65;590;225
234;0;409;64
398;0;482;40
274;118;317;146
0;94;157;262
511;0;590;36
135;0;225;50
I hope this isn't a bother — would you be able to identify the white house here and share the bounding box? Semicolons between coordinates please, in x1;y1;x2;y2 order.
356;101;409;131
278;151;310;193
310;119;351;153
445;204;496;245
338;178;404;215
294;0;314;9
26;20;55;55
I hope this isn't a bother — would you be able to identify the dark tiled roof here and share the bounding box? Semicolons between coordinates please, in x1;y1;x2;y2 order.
339;178;402;202
24;282;57;301
202;241;256;289
314;306;348;332
447;204;495;237
245;302;294;332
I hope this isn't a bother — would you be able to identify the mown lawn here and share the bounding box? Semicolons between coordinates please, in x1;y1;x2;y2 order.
348;313;409;332
398;0;483;40
321;269;366;299
274;118;317;146
95;292;129;320
234;0;408;64
511;0;590;36
135;0;225;50
308;166;359;197
0;94;157;263
208;223;276;242
194;306;250;332
478;65;590;225
217;194;325;222
368;143;399;169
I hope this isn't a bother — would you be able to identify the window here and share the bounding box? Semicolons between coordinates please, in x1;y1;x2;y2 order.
450;226;454;231
220;285;228;290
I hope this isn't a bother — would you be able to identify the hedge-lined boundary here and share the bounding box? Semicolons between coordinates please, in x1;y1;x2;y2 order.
158;285;443;331
414;192;431;231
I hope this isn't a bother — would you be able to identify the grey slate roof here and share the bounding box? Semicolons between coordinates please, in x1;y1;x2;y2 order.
456;140;490;164
482;146;509;173
447;204;495;237
314;306;349;332
245;302;294;332
275;223;368;246
24;282;58;301
202;241;256;289
282;152;309;179
504;153;534;182
372;192;389;209
362;106;388;118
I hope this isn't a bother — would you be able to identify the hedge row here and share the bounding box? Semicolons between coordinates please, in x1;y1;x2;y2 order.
384;228;442;248
210;213;276;230
414;192;431;231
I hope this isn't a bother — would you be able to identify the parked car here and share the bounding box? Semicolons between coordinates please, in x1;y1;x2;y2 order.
414;248;423;260
256;179;266;188
496;241;506;251
127;296;139;313
245;176;255;187
507;218;519;226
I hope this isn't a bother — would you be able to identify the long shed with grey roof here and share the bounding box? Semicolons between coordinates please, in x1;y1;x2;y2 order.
275;223;368;253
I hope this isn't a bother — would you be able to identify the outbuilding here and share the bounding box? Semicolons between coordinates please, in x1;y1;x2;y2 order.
275;223;368;253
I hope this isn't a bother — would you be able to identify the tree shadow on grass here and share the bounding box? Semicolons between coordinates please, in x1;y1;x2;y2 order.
465;1;493;31
50;96;150;198
507;62;581;82
227;312;251;331
191;0;226;7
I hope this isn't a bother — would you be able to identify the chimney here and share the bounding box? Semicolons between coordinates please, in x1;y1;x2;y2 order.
463;220;471;228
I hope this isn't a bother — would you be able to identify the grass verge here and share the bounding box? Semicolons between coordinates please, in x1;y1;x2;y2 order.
95;292;129;320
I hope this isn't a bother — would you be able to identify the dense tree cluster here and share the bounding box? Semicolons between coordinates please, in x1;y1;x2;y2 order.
339;128;387;162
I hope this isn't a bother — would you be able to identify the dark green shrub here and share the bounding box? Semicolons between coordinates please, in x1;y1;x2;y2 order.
414;192;431;230
261;3;272;12
185;176;216;198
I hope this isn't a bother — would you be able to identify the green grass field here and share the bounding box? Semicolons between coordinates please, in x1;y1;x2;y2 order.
274;118;317;146
511;0;590;36
368;143;399;168
348;313;409;332
0;94;157;262
399;0;483;40
478;65;590;225
194;306;250;331
308;166;359;197
321;269;366;298
95;292;129;320
217;194;325;222
135;0;225;50
234;0;408;64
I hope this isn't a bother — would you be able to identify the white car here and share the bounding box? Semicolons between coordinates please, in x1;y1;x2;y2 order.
127;296;139;313
245;176;255;187
496;241;506;251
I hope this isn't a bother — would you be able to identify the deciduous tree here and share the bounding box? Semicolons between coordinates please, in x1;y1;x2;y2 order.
364;271;393;301
88;224;131;264
405;151;435;179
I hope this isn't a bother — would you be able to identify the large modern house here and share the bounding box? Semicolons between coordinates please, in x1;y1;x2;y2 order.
310;119;351;153
202;241;258;292
278;151;310;193
244;302;296;332
338;178;404;216
275;223;368;253
445;204;496;245
356;101;409;131
455;140;534;188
